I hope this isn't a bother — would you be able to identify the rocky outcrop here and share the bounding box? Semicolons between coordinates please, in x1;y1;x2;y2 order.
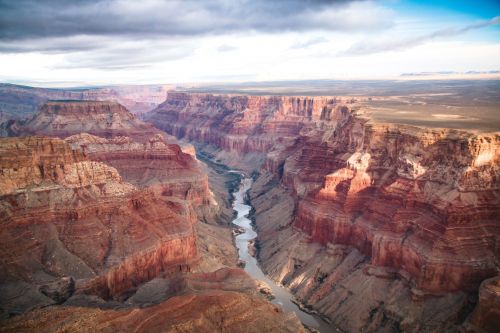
146;91;500;332
0;83;171;122
1;287;304;333
2;99;215;212
0;99;306;333
1;263;304;332
39;277;75;304
144;92;350;158
464;276;500;332
3;101;167;142
0;136;198;314
64;132;219;228
291;123;500;294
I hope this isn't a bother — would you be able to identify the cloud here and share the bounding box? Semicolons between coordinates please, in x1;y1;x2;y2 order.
217;44;237;52
0;0;392;48
341;16;500;56
53;39;198;70
291;37;328;49
0;35;110;53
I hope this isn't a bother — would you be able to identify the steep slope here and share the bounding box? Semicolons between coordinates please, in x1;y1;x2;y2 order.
0;101;304;332
0;136;197;314
64;133;215;214
4;100;165;142
0;293;303;333
0;83;171;122
146;91;500;332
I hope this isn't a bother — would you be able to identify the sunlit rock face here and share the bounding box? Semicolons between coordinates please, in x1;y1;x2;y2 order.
292;123;500;294
146;91;500;332
0;136;199;314
0;100;305;333
64;133;215;209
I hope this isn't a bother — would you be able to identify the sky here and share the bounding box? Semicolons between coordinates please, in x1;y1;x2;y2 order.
0;0;499;87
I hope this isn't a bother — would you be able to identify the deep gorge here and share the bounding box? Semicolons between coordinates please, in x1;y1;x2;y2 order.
144;92;500;333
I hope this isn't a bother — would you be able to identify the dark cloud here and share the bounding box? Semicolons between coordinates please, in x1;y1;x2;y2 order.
0;0;389;46
342;16;500;56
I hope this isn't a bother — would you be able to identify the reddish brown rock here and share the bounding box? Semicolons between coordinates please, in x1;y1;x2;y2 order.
3;99;218;218
0;290;304;333
5;100;168;142
464;276;500;332
0;136;198;314
0;83;172;123
145;92;348;156
146;91;500;332
64;133;213;205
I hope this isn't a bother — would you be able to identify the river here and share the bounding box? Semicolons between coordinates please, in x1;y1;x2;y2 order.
231;174;335;333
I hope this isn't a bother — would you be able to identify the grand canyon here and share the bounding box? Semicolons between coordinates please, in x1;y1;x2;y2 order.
0;81;498;332
1;0;499;332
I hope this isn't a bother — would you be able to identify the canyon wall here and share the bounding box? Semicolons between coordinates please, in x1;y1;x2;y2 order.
0;136;198;312
0;83;171;122
0;268;305;333
2;100;167;142
0;100;303;332
146;91;500;332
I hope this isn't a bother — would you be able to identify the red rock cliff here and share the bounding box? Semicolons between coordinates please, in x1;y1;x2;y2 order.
0;136;198;313
146;91;500;332
5;101;167;142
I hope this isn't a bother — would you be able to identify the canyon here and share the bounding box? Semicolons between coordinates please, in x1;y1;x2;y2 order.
144;91;500;332
0;100;305;332
0;90;498;332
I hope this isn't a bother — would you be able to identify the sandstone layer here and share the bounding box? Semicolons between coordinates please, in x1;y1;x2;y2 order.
0;99;304;332
0;136;198;313
1;270;304;333
64;133;216;216
0;83;171;122
146;91;500;332
2;100;169;141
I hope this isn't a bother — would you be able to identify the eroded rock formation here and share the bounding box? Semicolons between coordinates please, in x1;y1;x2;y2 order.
0;136;198;312
64;133;215;210
0;100;304;332
0;83;171;122
146;91;500;332
2;100;167;142
1;269;304;333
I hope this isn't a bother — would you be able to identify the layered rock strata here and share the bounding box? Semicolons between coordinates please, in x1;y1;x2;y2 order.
0;136;198;313
146;91;500;332
0;100;305;332
0;83;171;122
2;101;166;142
64;133;215;211
0;268;304;333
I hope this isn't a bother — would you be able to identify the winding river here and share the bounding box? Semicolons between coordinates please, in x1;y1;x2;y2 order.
231;174;335;333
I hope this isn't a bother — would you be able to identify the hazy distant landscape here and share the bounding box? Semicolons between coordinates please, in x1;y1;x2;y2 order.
3;79;499;132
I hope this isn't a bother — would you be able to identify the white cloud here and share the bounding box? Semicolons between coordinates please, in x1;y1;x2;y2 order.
0;2;498;85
